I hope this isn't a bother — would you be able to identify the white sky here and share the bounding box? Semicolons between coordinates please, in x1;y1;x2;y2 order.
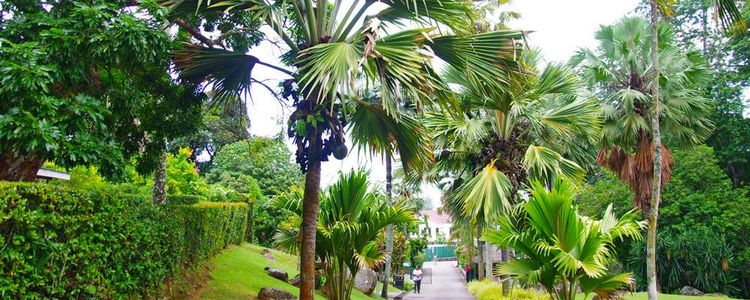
243;0;640;209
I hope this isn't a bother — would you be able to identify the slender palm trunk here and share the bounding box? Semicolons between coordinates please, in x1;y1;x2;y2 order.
484;241;491;280
300;129;323;300
152;148;167;204
501;248;511;294
381;155;393;298
647;1;662;299
476;224;484;280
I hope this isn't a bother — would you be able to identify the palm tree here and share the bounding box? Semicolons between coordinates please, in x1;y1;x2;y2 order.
483;179;645;300
570;16;713;299
644;1;743;299
349;98;431;297
647;2;743;298
425;50;601;285
274;170;416;300
157;1;525;297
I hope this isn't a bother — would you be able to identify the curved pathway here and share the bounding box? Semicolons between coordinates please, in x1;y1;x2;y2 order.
402;261;475;300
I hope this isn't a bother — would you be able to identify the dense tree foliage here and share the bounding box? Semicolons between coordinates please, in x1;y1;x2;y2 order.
578;145;750;297
207;137;302;245
208;138;302;196
0;0;204;181
170;96;251;169
660;0;750;186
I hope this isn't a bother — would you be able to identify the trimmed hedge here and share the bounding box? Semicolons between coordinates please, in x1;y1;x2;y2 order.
176;202;248;261
166;194;206;205
0;182;248;299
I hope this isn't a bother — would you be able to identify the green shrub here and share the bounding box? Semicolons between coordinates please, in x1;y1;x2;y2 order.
166;194;206;205
403;278;414;291
0;182;247;299
466;280;550;300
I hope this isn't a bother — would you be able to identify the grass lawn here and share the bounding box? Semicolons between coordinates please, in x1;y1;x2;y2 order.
575;293;734;300
198;243;401;300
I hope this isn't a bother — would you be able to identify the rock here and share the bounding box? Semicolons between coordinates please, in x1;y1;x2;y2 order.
290;274;301;287
266;268;289;282
258;287;297;300
263;249;276;262
680;286;704;296
353;268;378;295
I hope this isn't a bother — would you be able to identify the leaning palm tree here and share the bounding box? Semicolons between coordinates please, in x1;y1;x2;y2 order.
570;16;713;299
349;98;432;297
274;170;416;300
483;179;645;300
426;50;601;284
157;0;525;297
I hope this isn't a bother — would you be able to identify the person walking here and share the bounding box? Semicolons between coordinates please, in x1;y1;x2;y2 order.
464;264;471;283
412;266;423;294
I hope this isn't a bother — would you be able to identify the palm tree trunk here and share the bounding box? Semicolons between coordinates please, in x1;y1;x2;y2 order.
484;241;491;280
381;155;393;298
476;224;484;280
501;248;511;294
647;1;662;299
152;148;167;204
300;129;323;300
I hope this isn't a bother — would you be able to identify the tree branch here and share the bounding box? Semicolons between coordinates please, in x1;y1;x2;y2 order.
175;18;215;47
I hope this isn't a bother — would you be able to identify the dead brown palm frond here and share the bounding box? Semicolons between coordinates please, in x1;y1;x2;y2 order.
596;138;674;214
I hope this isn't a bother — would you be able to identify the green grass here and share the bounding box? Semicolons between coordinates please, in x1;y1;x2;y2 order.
199;243;400;300
609;293;734;300
574;292;734;300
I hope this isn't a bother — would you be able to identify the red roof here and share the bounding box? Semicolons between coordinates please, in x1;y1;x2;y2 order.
421;210;451;225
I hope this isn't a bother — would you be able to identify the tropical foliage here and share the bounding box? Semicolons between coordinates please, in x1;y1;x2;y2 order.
158;0;527;295
273;170;416;300
571;16;712;213
578;145;750;297
0;0;203;181
426;48;601;280
483;179;645;300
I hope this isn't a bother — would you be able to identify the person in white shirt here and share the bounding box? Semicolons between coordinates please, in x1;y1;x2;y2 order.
412;266;423;294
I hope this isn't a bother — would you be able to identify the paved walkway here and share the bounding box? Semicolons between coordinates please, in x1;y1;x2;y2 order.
402;261;475;300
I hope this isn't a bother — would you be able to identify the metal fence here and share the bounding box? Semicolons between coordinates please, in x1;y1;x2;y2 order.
423;244;457;262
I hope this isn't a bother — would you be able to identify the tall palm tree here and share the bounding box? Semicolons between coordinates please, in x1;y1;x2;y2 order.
157;1;525;297
426;50;601;285
349;98;431;297
274;170;416;300
645;1;743;298
646;2;742;299
483;179;645;300
570;16;713;299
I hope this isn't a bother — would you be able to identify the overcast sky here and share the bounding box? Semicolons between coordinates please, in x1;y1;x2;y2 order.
242;0;640;209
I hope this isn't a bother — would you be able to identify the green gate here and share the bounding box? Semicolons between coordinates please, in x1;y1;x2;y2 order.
423;245;456;261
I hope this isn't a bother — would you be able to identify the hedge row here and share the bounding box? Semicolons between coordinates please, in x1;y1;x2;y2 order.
0;182;248;299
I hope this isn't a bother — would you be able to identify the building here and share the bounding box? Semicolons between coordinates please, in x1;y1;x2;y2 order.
418;210;452;243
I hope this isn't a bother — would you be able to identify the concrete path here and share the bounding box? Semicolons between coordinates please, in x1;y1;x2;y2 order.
402;261;475;300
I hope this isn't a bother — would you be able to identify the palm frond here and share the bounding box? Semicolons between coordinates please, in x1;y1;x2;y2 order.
172;45;258;103
349;101;433;175
296;41;363;102
453;160;513;224
428;30;524;93
523;145;584;185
